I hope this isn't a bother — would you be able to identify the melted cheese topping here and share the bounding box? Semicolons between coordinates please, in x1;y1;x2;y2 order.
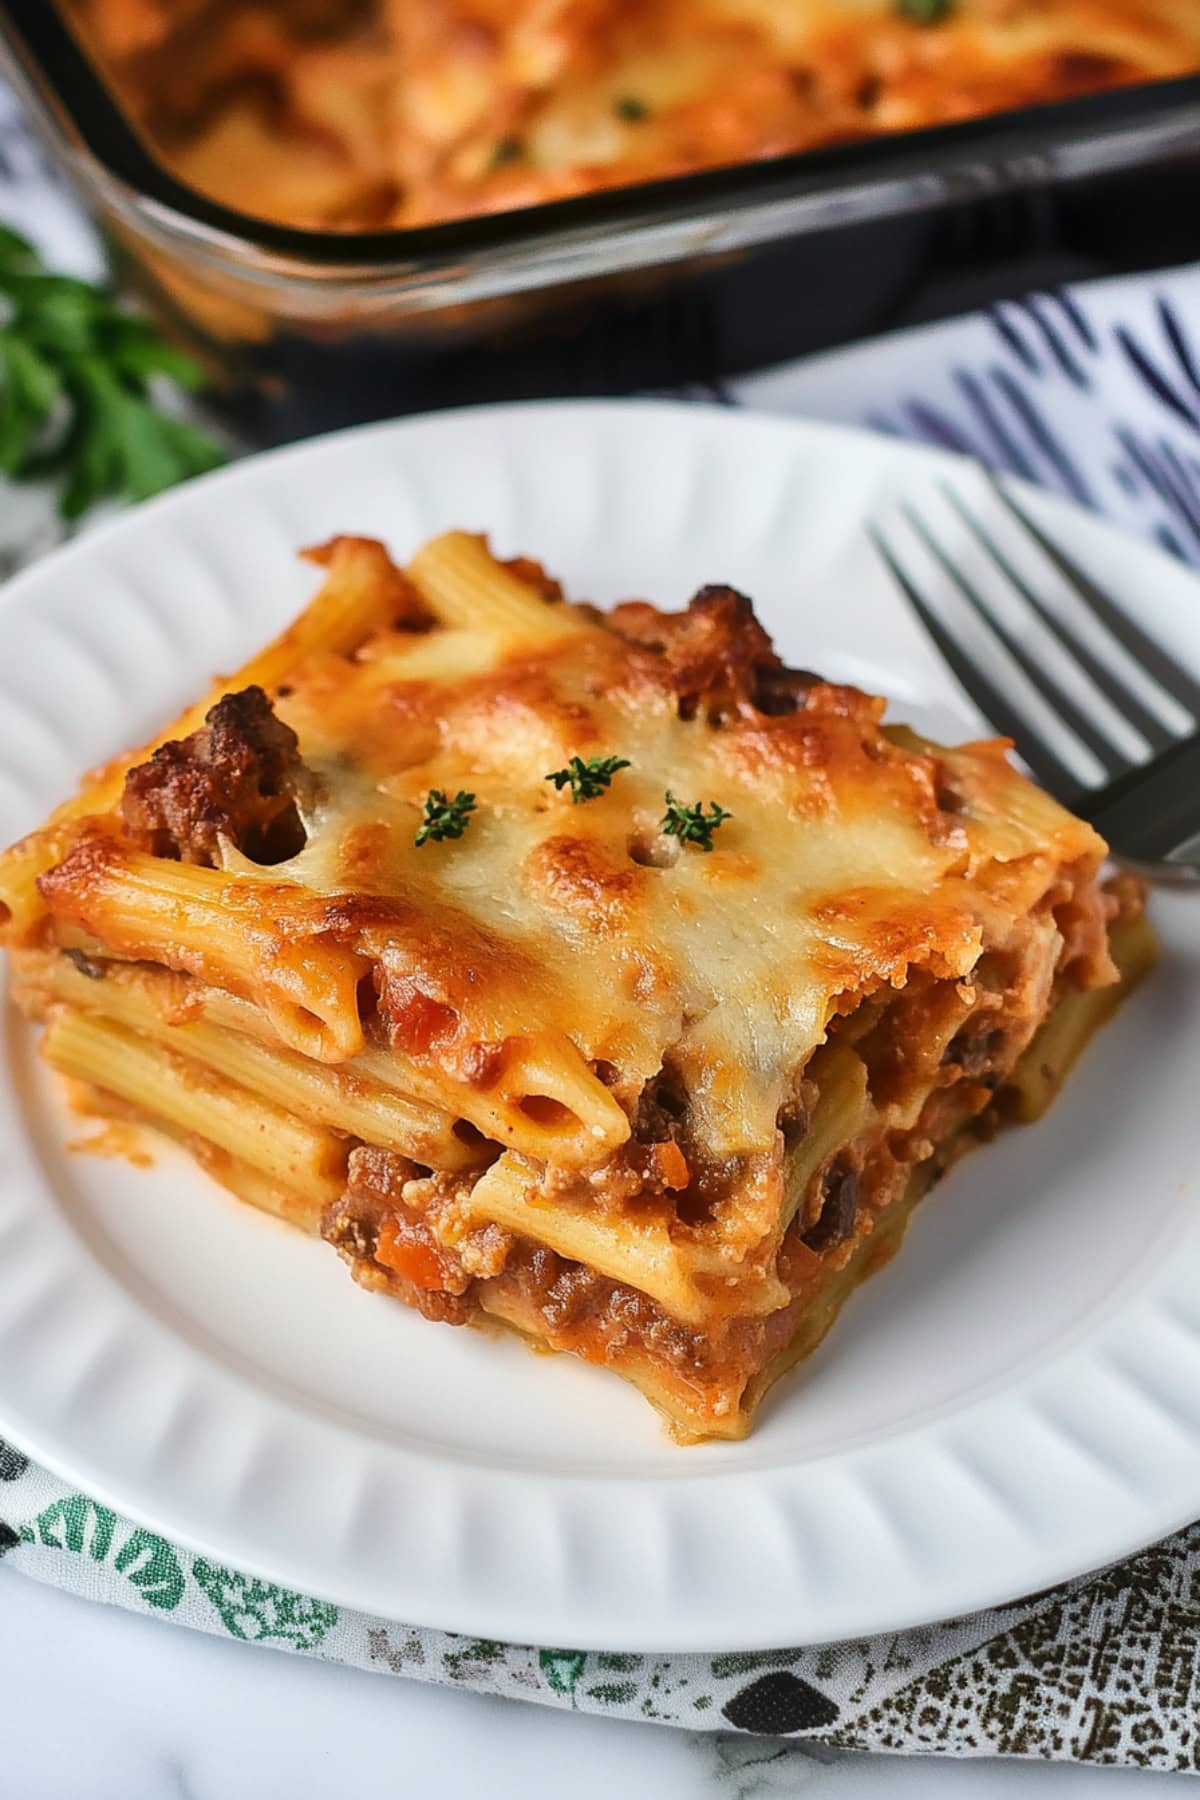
258;587;1102;1159
70;0;1200;229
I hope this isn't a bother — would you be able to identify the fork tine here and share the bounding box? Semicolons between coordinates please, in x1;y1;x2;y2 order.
941;483;1178;756
900;503;1130;780
868;524;1084;802
984;468;1200;719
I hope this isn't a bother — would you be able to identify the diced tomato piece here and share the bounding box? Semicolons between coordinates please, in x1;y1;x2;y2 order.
375;1217;446;1290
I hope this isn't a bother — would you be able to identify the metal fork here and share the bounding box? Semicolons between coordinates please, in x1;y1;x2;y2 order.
870;469;1200;876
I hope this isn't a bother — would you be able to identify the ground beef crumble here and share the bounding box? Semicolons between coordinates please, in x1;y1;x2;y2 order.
121;685;313;866
608;584;817;720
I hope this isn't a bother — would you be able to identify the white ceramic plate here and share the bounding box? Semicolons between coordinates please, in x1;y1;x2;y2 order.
1;401;1199;1653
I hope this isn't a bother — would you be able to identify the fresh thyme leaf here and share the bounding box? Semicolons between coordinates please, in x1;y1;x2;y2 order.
545;753;632;803
415;788;477;846
0;231;224;518
614;95;649;122
895;0;953;21
661;791;732;852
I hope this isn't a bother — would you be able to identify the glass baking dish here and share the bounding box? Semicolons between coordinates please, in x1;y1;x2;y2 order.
3;0;1200;442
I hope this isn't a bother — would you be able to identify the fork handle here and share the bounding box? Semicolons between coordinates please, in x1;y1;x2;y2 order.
1083;731;1200;875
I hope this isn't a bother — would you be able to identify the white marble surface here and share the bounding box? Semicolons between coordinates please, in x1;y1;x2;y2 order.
0;1567;1179;1798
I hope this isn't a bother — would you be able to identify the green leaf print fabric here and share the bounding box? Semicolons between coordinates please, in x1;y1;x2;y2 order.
3;1438;1200;1771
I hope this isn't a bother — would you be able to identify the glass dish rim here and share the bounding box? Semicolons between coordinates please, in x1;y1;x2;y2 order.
3;0;1200;274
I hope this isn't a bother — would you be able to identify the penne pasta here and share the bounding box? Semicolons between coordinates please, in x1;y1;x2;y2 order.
27;952;482;1171
44;1009;347;1207
68;1071;327;1235
407;532;592;644
38;842;368;1063
354;628;504;686
461;1152;787;1325
195;982;628;1166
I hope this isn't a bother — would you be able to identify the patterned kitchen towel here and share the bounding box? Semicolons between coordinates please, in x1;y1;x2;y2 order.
3;1441;1200;1769
731;264;1200;569
5;74;1200;1775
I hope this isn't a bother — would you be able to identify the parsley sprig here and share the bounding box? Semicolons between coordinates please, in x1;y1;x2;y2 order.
0;226;224;519
545;754;631;803
661;792;732;852
415;789;477;846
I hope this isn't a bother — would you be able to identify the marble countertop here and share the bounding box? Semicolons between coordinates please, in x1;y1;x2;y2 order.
1;1568;1176;1798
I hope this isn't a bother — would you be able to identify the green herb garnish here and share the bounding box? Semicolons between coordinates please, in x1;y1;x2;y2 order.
895;0;953;21
614;96;649;122
490;136;526;168
0;226;223;519
415;789;477;846
545;754;632;803
661;792;732;852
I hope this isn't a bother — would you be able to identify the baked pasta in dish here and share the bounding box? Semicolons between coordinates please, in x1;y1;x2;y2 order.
65;0;1200;230
0;532;1154;1440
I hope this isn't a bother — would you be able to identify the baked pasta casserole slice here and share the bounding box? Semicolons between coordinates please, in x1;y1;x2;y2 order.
0;531;1154;1439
